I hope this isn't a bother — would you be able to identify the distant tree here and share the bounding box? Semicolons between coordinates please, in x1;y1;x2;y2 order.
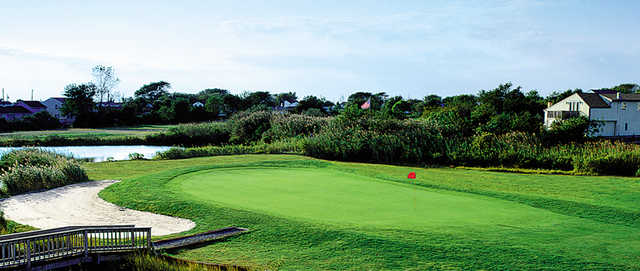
135;81;171;105
472;83;544;134
243;91;276;108
223;94;244;113
61;83;97;127
612;83;639;93
347;92;387;110
92;65;120;108
423;94;443;108
206;95;224;118
198;88;229;97
296;95;327;113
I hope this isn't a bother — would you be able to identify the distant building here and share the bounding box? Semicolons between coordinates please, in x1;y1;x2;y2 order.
16;100;46;114
275;101;299;111
42;97;74;125
0;106;32;121
544;91;640;137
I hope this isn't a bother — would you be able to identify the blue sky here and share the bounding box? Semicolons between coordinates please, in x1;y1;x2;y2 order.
0;0;638;101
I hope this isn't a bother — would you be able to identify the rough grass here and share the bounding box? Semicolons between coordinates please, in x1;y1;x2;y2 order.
87;155;640;270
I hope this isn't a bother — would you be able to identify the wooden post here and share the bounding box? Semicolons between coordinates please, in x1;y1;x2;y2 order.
82;230;89;258
146;229;152;250
25;240;31;270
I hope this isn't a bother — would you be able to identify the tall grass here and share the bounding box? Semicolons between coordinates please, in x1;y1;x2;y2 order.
0;149;89;195
156;138;305;160
303;118;640;176
145;122;230;147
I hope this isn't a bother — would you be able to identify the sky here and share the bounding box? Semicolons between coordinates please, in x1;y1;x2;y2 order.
0;0;639;102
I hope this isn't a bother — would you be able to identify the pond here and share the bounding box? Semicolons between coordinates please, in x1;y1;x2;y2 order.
0;145;173;162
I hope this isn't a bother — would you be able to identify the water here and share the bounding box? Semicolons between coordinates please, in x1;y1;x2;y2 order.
0;145;173;162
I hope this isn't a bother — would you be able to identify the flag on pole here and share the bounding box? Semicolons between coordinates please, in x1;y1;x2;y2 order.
360;97;371;109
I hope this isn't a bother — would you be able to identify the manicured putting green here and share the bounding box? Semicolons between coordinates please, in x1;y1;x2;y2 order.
170;167;563;230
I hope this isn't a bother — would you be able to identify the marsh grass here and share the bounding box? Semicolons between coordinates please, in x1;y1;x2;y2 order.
0;148;89;195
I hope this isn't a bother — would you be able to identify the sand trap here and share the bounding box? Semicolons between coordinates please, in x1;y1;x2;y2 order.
0;180;195;236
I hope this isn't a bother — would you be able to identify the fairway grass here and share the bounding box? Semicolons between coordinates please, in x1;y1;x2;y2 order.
90;155;640;270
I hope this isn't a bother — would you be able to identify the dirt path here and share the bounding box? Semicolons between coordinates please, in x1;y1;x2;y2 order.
0;180;195;236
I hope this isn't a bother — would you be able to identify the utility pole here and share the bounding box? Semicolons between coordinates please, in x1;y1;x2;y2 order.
31;89;34;100
1;88;4;101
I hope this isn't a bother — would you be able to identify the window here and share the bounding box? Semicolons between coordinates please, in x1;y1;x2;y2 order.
637;103;640;111
625;123;628;131
622;102;627;110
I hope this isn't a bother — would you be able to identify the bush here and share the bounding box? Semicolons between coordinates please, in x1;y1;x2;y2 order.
229;111;275;144
0;149;89;195
128;153;145;160
542;116;595;145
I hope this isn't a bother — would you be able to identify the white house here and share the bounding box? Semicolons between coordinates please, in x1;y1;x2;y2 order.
544;91;640;137
42;97;74;125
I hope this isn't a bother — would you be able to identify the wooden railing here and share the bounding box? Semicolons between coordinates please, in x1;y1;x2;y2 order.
0;225;151;269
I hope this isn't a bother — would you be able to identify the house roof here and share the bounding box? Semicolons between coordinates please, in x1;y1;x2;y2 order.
577;93;610;108
0;105;31;114
50;97;67;103
19;100;46;108
601;93;640;101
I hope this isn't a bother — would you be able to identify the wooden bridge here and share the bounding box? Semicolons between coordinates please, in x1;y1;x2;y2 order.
0;225;248;270
0;225;151;270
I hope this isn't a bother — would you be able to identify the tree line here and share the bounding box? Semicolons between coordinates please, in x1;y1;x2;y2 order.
48;65;636;133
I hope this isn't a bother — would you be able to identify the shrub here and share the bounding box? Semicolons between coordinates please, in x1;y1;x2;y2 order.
0;149;89;195
128;153;145;160
229;111;275;144
542;116;596;145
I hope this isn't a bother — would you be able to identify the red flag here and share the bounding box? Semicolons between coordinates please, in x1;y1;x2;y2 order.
360;97;371;109
408;172;416;179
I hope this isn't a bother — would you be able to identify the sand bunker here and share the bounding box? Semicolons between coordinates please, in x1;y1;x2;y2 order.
0;180;195;236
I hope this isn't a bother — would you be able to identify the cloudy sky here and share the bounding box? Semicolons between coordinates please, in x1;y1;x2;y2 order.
0;0;638;101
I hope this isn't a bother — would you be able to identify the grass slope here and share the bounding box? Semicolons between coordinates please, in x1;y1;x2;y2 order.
88;155;640;270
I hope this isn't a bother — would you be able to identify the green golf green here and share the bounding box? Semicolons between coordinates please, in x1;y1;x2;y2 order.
170;167;562;231
95;155;640;269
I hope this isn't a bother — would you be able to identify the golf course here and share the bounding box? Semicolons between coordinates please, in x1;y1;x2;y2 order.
86;154;640;270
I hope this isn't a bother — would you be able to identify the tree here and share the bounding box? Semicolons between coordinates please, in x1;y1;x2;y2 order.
206;95;224;118
243;91;276;108
61;83;97;127
92;65;120;108
296;95;326;113
612;83;639;94
135;81;171;104
347;92;388;110
423;94;443;108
